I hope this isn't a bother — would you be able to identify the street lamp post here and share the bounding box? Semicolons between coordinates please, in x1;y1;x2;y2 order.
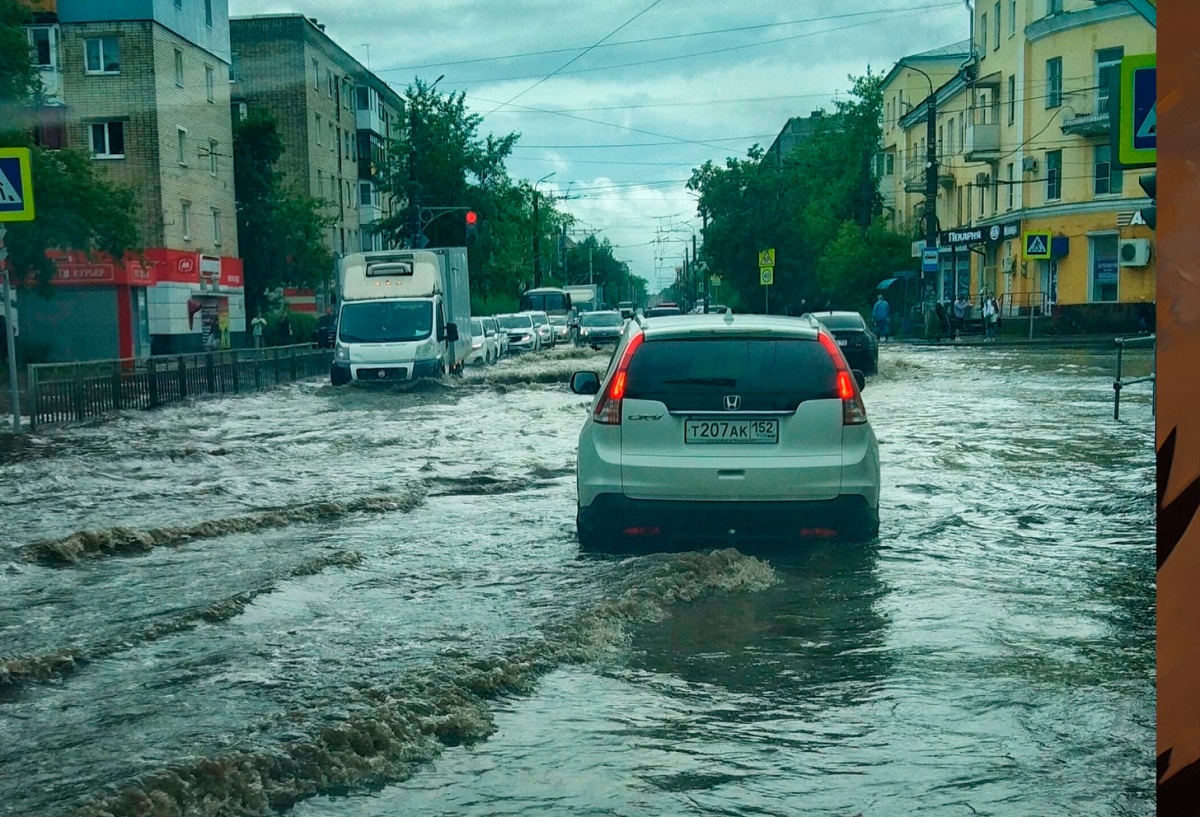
901;62;939;303
531;172;554;290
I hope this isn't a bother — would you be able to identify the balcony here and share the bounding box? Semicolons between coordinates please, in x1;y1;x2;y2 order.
1061;91;1111;137
964;122;1000;161
903;160;955;194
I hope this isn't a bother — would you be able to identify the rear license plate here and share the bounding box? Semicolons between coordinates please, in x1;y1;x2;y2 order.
685;418;778;444
837;339;848;346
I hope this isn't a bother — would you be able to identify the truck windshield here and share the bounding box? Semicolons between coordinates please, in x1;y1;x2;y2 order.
338;301;433;343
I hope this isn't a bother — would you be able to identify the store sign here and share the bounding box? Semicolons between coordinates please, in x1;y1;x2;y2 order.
1096;258;1119;283
57;264;116;284
940;219;1021;250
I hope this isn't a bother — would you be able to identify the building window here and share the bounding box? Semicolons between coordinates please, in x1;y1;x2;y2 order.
956;185;963;225
978;183;985;216
84;37;120;73
958;113;965;149
1009;0;1016;35
1040;259;1058;303
212;209;221;245
885;153;894;176
1097;47;1124;116
204;0;213;28
343;79;352;110
205;66;215;102
329;123;335;151
28;27;53;67
356;86;370;111
315;114;322;144
181;201;192;240
313;59;320;90
177;127;187;165
1046;57;1062;108
991;175;999;213
1007;75;1015;123
1047;0;1063;15
1046;149;1062;201
174;49;184;86
993;2;1000;49
1089;235;1118;302
947;124;955;156
89;121;125;158
229;53;239;82
1093;144;1123;196
327;69;334;98
209;139;218;176
317;170;324;198
1006;162;1014;210
359;182;371;207
980;12;987;57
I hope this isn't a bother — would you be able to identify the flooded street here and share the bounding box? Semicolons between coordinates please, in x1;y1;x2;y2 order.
0;343;1154;817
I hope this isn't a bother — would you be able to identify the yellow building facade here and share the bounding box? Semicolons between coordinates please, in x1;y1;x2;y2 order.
883;0;1155;332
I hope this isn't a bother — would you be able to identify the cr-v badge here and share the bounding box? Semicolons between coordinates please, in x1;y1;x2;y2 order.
627;414;663;421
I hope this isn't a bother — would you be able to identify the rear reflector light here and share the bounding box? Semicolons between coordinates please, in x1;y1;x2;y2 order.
594;332;644;425
622;526;661;536
799;527;838;538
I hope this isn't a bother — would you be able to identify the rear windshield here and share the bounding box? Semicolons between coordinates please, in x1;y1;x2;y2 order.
498;315;532;329
645;307;682;317
624;338;838;412
816;314;866;330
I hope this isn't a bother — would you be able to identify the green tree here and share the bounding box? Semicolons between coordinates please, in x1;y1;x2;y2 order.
689;69;913;316
0;0;140;293
233;109;334;317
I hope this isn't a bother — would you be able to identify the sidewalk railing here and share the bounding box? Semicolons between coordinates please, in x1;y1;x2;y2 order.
27;344;332;430
1113;333;1155;421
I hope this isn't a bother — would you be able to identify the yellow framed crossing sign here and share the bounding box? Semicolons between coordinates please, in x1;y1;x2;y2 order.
758;248;775;267
0;148;35;222
760;267;774;286
1118;54;1156;167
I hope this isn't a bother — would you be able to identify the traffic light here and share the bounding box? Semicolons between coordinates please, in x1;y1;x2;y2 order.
465;210;479;246
1138;172;1156;230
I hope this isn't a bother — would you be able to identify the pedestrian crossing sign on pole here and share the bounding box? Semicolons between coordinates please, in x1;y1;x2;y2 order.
1023;231;1051;260
760;267;774;286
758;248;775;267
0;148;35;222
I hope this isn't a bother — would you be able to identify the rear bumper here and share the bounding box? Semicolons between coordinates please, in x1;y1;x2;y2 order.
578;493;879;549
580;334;620;346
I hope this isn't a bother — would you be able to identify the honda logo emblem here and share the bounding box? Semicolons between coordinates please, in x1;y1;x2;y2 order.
723;395;741;411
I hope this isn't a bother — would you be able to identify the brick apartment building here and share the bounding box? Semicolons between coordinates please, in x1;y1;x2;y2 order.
20;0;246;361
230;14;406;306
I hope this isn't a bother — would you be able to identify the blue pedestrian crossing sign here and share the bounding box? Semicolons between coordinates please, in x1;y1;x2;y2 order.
1119;54;1155;167
1022;231;1051;260
0;148;35;222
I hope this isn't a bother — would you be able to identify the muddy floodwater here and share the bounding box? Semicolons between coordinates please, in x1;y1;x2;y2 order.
0;343;1154;816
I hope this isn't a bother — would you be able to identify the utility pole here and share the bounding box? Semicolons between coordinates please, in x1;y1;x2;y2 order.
1;226;19;433
588;242;594;285
701;209;709;312
902;61;939;302
532;191;541;289
407;75;444;249
692;229;699;311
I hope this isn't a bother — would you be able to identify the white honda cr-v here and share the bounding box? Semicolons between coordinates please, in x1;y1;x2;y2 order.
568;313;880;551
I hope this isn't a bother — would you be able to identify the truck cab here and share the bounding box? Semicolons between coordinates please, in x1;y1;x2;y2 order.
331;250;470;385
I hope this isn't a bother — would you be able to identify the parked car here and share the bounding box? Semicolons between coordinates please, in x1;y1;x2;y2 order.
315;312;338;348
549;314;572;345
811;311;879;374
521;310;554;348
644;303;683;319
465;317;499;365
497;313;540;353
576;310;625;349
483;316;507;358
568;313;879;551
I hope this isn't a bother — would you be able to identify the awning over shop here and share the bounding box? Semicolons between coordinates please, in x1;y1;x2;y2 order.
878;270;917;290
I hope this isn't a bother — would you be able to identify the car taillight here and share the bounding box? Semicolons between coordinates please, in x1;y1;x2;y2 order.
819;332;867;426
594;332;644;425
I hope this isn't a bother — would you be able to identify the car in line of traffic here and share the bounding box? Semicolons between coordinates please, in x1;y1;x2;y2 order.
575;310;625;349
567;312;880;553
808;310;879;374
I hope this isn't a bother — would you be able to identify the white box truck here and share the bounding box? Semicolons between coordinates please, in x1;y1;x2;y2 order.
331;248;472;385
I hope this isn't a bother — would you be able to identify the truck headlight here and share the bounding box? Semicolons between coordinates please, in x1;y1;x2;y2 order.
416;339;436;358
334;342;350;361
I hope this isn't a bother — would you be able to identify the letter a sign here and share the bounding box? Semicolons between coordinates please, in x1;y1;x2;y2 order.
1023;231;1051;260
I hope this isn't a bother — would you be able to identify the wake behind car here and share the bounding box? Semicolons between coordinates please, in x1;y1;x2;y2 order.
576;310;624;348
811;311;879;374
568;313;880;552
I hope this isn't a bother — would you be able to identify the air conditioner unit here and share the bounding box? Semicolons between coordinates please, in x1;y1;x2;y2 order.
1001;255;1015;273
1119;238;1151;267
975;172;990;186
1021;156;1038;172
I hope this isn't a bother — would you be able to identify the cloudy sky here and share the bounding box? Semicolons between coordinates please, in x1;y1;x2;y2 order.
229;0;969;292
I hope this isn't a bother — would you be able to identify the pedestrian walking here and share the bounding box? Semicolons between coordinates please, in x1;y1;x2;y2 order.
924;301;941;341
952;295;968;339
251;313;267;350
982;296;999;341
872;294;891;341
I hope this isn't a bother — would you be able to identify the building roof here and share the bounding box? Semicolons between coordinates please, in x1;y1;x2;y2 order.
880;39;972;90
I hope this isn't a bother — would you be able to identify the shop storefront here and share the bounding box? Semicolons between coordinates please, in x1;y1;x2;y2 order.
144;250;245;355
937;218;1023;303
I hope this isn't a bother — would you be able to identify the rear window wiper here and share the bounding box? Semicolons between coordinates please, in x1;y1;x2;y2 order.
661;377;738;386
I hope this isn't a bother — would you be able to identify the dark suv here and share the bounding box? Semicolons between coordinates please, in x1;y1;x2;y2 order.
811;311;878;374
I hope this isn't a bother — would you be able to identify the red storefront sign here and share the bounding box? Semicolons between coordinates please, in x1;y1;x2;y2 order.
48;253;156;286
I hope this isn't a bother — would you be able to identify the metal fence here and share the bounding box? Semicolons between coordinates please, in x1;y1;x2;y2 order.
27;344;332;430
1112;333;1155;421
